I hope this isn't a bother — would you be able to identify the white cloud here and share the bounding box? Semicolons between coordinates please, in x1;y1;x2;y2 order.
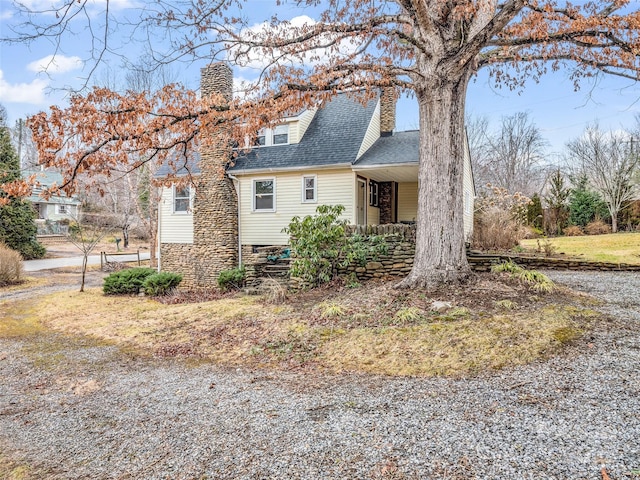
229;15;360;71
27;54;83;74
0;70;48;104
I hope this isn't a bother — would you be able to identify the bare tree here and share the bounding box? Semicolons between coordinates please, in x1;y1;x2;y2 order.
66;213;113;292
466;114;492;193
470;112;547;196
11;119;39;171
566;124;639;232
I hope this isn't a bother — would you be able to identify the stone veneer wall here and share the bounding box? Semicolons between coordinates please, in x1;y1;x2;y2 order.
379;88;396;136
159;63;239;289
378;182;394;224
160;243;196;286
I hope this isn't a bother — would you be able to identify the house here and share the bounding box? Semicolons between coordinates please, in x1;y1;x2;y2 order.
157;63;475;287
24;169;82;234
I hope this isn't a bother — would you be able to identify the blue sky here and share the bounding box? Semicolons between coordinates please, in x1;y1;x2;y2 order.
1;1;640;155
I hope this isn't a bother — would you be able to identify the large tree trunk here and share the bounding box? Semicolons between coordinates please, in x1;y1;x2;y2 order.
398;72;473;289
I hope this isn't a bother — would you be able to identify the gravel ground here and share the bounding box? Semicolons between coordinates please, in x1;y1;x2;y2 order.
0;271;639;479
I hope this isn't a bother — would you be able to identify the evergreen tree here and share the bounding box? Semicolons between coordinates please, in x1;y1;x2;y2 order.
568;176;609;227
543;170;570;235
0;110;45;259
526;193;544;230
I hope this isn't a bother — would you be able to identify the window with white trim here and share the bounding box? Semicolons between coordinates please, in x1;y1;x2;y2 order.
253;179;275;211
174;185;191;213
272;124;289;145
253;124;289;147
369;180;379;207
302;175;317;203
56;204;68;215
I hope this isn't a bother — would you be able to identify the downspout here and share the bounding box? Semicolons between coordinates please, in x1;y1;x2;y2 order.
227;173;242;267
156;188;162;272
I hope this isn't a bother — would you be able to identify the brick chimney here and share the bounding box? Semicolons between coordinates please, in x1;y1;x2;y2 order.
192;63;238;287
380;88;396;137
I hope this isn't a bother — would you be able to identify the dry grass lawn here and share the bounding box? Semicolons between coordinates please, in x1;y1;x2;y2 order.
520;232;640;265
1;272;603;378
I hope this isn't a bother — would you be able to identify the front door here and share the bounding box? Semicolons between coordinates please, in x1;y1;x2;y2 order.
356;178;366;225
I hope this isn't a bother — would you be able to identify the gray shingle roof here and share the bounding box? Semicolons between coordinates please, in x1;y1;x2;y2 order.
354;130;419;166
229;93;378;172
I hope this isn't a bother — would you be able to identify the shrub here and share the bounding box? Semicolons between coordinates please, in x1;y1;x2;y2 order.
0;243;23;286
217;266;246;292
491;260;555;292
585;220;611;235
535;237;557;257
103;267;156;295
568;176;609;227
284;204;387;287
142;272;183;296
472;186;531;251
563;225;583;236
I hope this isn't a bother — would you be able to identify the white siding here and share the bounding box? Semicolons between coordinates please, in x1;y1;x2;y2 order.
239;169;355;245
397;182;418;223
356;101;380;159
159;186;194;243
463;137;475;239
367;204;380;225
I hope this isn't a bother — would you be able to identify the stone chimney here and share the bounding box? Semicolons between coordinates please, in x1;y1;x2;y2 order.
192;63;238;287
380;88;396;137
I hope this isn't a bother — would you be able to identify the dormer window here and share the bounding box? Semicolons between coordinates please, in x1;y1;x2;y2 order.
253;124;289;147
272;124;289;145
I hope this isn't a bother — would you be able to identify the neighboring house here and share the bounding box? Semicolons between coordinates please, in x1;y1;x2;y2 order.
157;63;476;287
25;170;82;234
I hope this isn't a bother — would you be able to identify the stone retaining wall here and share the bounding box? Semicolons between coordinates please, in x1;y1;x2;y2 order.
243;224;640;288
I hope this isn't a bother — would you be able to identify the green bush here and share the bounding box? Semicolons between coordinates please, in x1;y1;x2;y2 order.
568;176;609;227
283;204;387;287
142;272;183;296
103;267;156;295
217;266;245;291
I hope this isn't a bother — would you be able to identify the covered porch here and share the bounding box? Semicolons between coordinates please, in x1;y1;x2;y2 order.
352;163;419;226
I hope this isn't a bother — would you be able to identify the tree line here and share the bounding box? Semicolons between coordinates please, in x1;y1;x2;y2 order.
468;111;640;235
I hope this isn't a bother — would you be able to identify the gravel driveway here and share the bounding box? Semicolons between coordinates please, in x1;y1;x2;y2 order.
0;271;638;479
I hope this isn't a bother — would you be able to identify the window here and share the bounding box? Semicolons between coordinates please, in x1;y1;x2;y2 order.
252;124;290;147
369;180;379;207
272;124;289;145
253;179;275;211
174;185;191;213
302;175;316;203
56;204;67;215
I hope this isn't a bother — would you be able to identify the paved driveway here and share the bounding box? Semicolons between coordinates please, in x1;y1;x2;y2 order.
24;252;151;272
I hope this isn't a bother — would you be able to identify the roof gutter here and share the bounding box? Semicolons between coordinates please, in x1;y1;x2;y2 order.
352;162;417;170
228;162;353;176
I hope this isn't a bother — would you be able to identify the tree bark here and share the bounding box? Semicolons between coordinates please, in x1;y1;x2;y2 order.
398;71;473;289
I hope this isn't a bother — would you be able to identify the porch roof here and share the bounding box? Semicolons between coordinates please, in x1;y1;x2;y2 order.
354;130;419;166
353;130;419;182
